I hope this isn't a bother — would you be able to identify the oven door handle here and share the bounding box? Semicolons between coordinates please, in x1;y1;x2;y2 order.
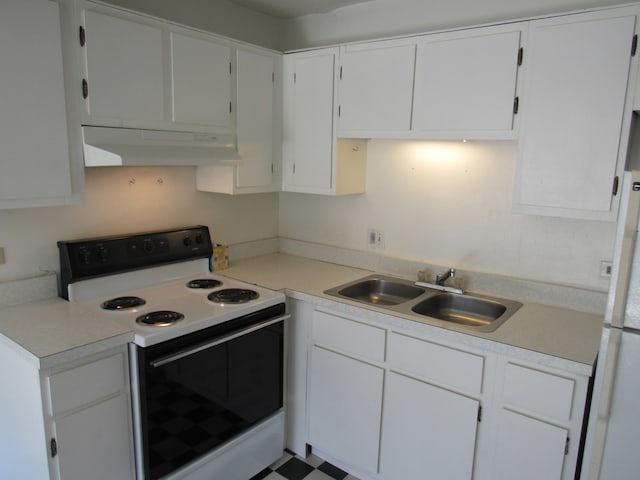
149;314;289;368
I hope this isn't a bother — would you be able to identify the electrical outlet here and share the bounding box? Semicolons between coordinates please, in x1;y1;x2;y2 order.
367;229;385;249
600;260;612;278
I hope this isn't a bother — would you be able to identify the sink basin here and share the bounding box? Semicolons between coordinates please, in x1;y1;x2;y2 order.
411;293;522;332
326;276;424;306
325;274;522;333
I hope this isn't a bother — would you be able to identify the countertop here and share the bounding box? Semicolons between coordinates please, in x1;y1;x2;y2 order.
0;297;132;369
221;253;604;371
0;252;603;373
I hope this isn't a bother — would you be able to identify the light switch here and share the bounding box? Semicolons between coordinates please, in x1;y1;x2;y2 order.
0;247;5;264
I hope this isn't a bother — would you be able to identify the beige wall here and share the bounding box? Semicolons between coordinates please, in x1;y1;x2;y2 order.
0;167;278;281
279;141;617;290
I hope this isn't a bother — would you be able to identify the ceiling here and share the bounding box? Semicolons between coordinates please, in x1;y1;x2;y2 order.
227;0;375;18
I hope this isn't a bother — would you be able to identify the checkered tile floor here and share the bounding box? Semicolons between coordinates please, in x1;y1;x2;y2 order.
249;450;360;480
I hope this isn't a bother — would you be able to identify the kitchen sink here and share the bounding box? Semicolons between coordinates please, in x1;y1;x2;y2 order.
411;293;522;332
326;275;425;306
324;274;523;332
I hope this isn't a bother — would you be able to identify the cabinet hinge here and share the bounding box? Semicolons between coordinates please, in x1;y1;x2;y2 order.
50;438;58;458
632;35;638;56
564;437;570;455
82;78;89;99
477;405;482;422
513;96;519;115
79;25;86;47
517;47;523;66
613;175;620;196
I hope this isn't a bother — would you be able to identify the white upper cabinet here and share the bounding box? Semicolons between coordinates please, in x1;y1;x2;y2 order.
170;31;232;129
83;7;165;126
0;0;82;209
235;49;276;189
337;41;416;134
80;2;236;135
196;48;279;194
283;49;336;192
515;9;638;220
412;25;523;138
283;49;367;195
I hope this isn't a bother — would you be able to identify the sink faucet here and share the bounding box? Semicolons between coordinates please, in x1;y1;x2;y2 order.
436;268;455;286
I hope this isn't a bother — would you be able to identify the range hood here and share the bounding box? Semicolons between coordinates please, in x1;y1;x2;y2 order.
82;126;241;167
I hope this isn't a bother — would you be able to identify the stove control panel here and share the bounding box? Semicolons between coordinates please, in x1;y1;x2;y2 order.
58;226;213;298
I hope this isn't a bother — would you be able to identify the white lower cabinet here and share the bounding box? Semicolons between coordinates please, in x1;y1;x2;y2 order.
308;346;384;474
0;342;135;480
308;310;385;475
489;360;588;480
494;409;568;480
46;349;135;480
303;305;592;480
379;371;479;479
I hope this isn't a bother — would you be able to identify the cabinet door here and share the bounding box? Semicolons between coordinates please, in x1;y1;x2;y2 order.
236;49;275;189
412;26;521;135
308;346;383;474
515;12;636;220
285;50;336;192
84;8;165;124
494;409;567;480
171;32;232;128
0;0;72;203
54;393;135;480
338;42;415;132
379;372;479;480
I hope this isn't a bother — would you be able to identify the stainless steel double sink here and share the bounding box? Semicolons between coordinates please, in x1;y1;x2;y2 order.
324;274;523;333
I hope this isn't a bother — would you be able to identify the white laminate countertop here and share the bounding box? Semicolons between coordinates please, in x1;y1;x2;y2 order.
221;253;604;371
0;297;132;369
0;253;604;373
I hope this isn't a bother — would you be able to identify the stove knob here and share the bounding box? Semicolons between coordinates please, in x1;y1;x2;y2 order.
183;237;192;247
96;246;109;263
78;248;91;265
143;239;155;254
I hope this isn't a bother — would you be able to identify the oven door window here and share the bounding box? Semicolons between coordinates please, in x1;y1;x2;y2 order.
139;320;284;480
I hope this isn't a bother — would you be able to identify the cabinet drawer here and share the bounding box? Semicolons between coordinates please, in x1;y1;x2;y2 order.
387;332;483;394
48;353;127;415
313;310;386;362
503;363;575;421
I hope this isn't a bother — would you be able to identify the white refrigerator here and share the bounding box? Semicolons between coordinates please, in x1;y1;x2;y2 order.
582;170;640;479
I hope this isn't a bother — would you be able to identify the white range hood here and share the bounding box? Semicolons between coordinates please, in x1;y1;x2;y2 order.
82;126;241;167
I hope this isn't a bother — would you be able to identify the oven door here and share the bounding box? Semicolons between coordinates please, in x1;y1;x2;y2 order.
134;304;286;480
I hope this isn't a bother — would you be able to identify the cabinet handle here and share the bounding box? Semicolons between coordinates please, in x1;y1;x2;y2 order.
613;175;620;196
517;47;523;66
50;438;58;458
79;26;86;47
513;96;519;115
82;78;89;99
632;34;638;57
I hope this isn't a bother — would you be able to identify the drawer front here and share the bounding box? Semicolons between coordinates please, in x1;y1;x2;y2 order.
313;310;386;362
387;332;484;395
503;363;575;421
48;352;127;415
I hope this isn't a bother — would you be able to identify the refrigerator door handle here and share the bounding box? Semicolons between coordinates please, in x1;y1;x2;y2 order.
586;327;623;479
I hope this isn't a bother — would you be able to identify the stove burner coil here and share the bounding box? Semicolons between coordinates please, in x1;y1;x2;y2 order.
136;311;184;327
207;288;259;304
101;296;146;310
186;279;223;289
